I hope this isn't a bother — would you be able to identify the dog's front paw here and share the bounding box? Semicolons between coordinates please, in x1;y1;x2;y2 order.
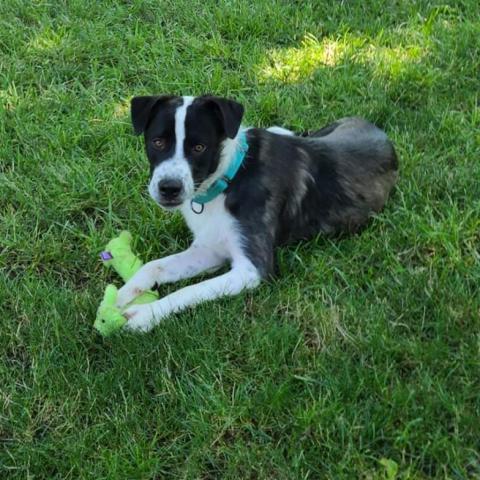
116;262;159;308
116;283;146;309
122;304;156;332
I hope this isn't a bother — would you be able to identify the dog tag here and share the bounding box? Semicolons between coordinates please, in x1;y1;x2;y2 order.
190;200;205;214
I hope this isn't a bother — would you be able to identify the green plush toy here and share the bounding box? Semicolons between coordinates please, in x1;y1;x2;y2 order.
94;231;158;336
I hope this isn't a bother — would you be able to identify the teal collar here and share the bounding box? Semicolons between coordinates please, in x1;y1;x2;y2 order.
192;131;248;206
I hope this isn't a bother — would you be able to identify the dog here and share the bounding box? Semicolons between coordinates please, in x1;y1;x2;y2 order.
116;95;398;331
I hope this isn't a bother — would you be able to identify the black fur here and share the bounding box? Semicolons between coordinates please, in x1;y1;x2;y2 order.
225;119;398;277
131;95;178;135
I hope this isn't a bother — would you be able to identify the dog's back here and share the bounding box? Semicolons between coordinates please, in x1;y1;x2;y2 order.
237;118;398;245
308;117;398;220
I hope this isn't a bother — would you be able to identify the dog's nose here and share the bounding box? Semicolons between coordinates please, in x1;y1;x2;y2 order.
158;178;183;199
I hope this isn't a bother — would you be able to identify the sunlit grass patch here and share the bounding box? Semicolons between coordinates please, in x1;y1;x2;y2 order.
258;34;346;83
112;99;130;120
258;31;428;84
26;26;67;52
0;86;20;111
355;43;425;78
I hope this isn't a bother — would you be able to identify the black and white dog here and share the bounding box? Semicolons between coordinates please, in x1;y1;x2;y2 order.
117;95;398;331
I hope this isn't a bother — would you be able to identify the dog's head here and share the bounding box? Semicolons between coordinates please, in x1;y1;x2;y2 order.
130;95;244;209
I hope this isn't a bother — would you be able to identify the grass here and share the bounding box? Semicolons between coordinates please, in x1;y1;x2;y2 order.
1;0;479;478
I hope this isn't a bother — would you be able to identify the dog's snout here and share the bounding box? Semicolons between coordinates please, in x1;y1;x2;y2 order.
158;178;183;200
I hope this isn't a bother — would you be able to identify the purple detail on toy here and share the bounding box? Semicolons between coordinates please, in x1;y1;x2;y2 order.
100;251;113;261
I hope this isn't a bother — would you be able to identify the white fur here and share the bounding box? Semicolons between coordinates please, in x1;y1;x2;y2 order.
148;96;195;205
266;126;294;136
118;195;260;331
118;105;261;332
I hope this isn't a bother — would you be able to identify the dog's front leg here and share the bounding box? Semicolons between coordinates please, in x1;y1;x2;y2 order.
116;244;225;308
122;259;261;332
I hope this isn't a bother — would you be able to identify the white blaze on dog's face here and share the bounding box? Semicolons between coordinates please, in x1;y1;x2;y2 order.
130;95;244;210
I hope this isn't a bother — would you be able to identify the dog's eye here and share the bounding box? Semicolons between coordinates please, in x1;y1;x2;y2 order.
192;144;206;154
152;138;167;150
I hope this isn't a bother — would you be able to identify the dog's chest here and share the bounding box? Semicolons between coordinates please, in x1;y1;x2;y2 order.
181;195;242;258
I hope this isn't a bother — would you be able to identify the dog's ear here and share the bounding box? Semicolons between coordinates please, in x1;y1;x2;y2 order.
205;96;244;139
130;95;174;135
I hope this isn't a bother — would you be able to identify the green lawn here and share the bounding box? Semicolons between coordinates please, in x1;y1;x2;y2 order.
1;1;479;478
